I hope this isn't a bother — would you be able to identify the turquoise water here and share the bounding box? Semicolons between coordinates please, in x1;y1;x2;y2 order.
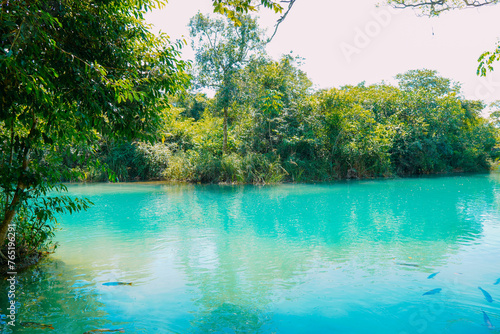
2;174;500;333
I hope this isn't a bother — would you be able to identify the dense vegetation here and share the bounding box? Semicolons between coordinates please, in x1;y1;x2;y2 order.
0;0;189;265
54;14;500;185
68;63;499;184
1;0;499;266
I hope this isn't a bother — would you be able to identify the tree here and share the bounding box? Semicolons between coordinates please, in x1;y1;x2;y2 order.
235;55;312;155
189;12;265;154
489;101;500;127
391;70;495;174
395;69;460;97
0;0;188;252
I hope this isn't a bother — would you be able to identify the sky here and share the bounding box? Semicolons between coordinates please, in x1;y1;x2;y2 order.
145;0;500;108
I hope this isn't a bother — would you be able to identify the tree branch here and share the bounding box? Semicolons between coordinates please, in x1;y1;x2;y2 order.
388;0;499;15
268;0;296;42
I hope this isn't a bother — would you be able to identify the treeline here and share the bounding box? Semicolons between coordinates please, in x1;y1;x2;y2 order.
61;60;499;184
52;12;499;184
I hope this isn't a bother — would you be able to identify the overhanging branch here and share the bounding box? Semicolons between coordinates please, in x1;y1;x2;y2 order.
268;0;296;42
389;0;499;15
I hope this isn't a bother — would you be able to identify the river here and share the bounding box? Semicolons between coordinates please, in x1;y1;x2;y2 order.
1;174;500;333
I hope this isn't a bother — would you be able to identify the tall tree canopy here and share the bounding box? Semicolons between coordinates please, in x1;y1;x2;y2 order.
189;12;265;154
395;69;460;97
0;0;188;250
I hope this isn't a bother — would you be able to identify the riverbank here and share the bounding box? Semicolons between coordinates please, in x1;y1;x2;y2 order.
63;142;499;185
0;250;46;277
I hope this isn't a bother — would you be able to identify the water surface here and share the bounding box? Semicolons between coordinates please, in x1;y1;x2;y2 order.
2;174;500;333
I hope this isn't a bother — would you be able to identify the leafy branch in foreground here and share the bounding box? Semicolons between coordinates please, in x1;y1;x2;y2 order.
211;0;283;24
1;187;93;261
478;42;500;76
210;0;293;41
0;0;188;256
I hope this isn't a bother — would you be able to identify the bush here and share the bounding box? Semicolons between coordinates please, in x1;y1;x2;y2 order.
0;191;91;272
75;141;173;182
162;151;286;184
239;153;286;184
134;142;172;180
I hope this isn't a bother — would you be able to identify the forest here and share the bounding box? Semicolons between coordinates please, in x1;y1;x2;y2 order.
56;14;500;185
65;64;499;184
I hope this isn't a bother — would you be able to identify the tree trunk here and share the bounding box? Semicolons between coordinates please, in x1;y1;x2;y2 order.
0;204;19;250
0;180;26;248
0;126;33;248
268;120;273;151
223;106;228;155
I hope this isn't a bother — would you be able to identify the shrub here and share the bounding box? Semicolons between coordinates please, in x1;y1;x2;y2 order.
134;142;172;180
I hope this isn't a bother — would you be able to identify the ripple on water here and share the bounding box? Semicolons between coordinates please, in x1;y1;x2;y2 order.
5;175;499;333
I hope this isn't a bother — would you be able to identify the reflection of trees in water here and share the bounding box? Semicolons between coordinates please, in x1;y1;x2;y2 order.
0;258;115;333
191;302;269;334
165;176;498;332
487;172;500;212
168;186;314;332
24;176;497;332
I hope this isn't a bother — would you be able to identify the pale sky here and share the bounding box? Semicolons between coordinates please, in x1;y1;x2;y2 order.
145;0;500;107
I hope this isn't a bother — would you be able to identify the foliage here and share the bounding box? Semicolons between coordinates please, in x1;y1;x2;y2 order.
189;12;265;153
209;0;294;43
487;101;500;160
235;55;312;156
314;87;396;178
0;185;92;265
164;150;285;184
211;0;283;24
489;101;500;128
59;64;498;185
173;93;210;121
478;42;500;76
61;140;173;182
154;67;497;182
395;69;460;97
0;0;188;251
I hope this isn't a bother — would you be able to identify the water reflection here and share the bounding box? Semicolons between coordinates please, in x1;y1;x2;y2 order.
1;174;499;333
